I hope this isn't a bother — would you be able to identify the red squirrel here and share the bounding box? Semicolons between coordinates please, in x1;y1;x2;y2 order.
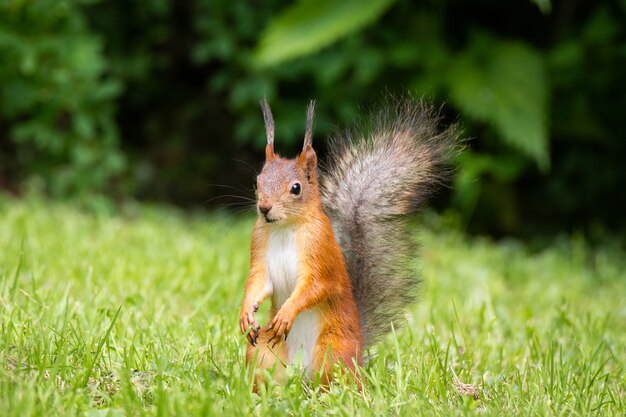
239;97;459;387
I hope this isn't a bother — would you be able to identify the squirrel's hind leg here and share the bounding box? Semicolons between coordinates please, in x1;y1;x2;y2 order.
312;331;362;388
246;326;288;392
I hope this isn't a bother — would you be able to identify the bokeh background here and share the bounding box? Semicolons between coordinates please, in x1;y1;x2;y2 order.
1;0;625;237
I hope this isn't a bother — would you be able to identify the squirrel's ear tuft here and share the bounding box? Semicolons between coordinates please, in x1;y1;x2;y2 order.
298;144;317;182
261;99;275;161
302;100;316;150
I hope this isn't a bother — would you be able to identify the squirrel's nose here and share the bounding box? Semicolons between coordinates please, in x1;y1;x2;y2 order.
259;205;272;215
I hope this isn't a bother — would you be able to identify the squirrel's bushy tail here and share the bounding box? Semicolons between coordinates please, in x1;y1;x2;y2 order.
320;97;460;348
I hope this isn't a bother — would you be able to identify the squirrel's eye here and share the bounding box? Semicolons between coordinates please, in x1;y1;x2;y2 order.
290;183;301;195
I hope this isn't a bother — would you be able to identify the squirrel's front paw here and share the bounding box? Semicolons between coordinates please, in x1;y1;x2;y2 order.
267;308;295;347
239;302;261;346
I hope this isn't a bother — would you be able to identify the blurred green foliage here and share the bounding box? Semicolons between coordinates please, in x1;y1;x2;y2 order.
0;0;124;195
254;0;395;67
0;0;625;235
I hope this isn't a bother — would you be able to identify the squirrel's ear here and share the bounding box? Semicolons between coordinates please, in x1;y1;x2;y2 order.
298;144;317;182
265;143;274;161
261;99;275;161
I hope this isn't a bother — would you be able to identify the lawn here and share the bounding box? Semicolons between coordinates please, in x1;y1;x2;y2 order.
1;197;624;416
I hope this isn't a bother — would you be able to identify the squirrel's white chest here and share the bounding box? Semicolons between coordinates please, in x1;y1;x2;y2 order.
266;227;299;305
265;226;320;372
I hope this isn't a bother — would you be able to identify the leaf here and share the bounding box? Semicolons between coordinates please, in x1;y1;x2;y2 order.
531;0;551;13
448;39;549;169
254;0;395;67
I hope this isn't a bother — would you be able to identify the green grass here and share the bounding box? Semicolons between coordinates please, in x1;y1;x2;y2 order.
1;197;625;416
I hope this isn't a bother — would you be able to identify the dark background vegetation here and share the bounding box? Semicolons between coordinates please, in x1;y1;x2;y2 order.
1;0;625;237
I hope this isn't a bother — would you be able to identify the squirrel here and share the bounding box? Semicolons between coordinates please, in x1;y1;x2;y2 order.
239;97;459;387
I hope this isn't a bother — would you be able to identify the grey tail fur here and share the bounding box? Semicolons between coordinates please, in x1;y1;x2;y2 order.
320;97;461;348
